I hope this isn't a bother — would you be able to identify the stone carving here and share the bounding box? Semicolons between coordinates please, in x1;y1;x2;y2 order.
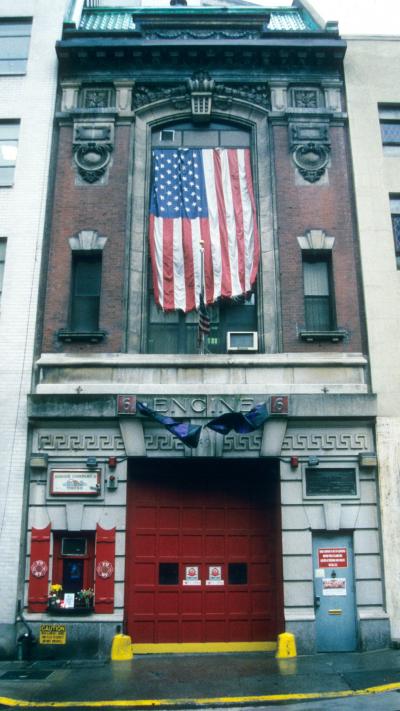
145;29;261;41
292;142;330;183
223;433;263;452
289;122;330;183
292;89;319;109
133;84;189;110
144;432;185;452
282;433;369;452
214;83;270;110
38;434;125;451
80;87;114;109
73;121;114;183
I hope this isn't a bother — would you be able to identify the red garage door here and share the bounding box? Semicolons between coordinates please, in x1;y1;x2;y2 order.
125;459;283;644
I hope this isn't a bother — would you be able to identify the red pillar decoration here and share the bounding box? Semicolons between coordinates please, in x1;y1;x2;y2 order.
28;524;51;612
95;524;116;613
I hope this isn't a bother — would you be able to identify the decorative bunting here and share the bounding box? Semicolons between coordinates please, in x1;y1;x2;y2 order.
206;402;269;435
137;401;202;449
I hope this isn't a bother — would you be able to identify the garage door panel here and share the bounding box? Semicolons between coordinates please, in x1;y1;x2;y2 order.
205;535;225;556
135;508;156;528
158;534;179;556
158;591;179;614
158;620;180;643
181;591;202;613
205;620;226;641
182;620;203;642
181;535;203;556
132;592;155;614
134;563;156;585
159;507;180;528
182;508;203;529
135;534;156;557
228;590;250;614
205;591;225;614
229;620;250;641
205;508;225;529
250;563;272;585
227;508;250;530
227;535;249;557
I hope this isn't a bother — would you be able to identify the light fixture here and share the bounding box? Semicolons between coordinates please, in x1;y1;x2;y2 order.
86;456;98;469
29;453;48;469
307;456;320;467
358;452;377;468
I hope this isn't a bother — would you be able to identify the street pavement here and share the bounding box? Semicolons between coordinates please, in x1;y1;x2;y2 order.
2;648;400;709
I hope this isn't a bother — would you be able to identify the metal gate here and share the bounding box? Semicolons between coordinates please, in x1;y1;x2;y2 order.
125;459;283;644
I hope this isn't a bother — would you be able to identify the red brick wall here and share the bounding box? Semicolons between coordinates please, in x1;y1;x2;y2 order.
42;123;130;353
273;124;364;353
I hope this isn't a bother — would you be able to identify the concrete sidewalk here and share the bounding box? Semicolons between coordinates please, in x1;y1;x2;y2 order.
1;649;400;708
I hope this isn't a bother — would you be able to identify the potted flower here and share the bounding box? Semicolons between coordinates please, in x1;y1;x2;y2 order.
75;588;94;609
48;584;63;611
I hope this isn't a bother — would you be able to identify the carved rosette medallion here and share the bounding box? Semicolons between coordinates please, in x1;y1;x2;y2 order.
73;143;113;183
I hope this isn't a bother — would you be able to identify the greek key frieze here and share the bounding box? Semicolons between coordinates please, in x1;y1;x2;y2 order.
282;432;369;452
144;433;184;452
223;433;262;452
38;433;124;452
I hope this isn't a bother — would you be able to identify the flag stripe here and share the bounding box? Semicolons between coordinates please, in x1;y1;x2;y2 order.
228;148;246;294
213;149;232;298
173;218;186;311
244;148;260;287
202;149;222;302
162;219;175;311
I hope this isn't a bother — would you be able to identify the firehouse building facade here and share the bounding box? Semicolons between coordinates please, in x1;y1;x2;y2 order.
24;0;389;657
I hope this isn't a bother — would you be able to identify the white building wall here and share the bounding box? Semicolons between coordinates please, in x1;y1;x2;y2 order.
345;38;400;640
0;0;67;656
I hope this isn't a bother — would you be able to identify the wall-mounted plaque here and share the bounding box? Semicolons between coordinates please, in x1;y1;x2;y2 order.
50;469;101;496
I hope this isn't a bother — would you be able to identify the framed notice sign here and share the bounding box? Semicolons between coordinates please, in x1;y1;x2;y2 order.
50;469;101;496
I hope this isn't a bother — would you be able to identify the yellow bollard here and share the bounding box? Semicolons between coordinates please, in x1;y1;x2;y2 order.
276;632;297;659
111;633;134;661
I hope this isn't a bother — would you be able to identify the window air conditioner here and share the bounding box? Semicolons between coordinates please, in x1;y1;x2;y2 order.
227;331;258;352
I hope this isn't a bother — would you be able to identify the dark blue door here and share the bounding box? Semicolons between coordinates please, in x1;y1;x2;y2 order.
313;534;357;652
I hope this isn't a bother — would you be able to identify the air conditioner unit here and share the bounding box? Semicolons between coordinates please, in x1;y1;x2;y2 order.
227;331;258;352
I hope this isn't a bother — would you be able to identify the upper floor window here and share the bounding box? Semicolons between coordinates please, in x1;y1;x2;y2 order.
147;122;260;354
390;196;400;269
379;105;400;153
70;252;102;333
303;254;335;332
0;20;31;75
0;122;19;186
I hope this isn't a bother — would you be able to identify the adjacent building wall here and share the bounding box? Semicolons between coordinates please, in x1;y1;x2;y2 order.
0;0;67;658
344;37;400;641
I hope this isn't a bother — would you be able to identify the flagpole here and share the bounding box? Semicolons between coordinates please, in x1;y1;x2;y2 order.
199;240;205;355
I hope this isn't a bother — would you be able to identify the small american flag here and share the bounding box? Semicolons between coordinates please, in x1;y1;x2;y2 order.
198;293;211;335
149;147;260;313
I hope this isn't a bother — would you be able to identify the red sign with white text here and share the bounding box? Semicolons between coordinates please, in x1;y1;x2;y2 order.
318;547;348;568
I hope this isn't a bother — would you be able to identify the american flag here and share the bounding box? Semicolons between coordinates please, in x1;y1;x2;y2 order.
149;147;260;313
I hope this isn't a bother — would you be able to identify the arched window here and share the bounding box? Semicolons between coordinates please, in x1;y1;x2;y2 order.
147;121;259;354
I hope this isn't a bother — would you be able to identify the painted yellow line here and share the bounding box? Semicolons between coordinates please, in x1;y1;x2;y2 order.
131;642;276;654
2;682;400;708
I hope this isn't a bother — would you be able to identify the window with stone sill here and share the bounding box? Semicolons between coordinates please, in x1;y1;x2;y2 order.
0;122;19;186
0;20;31;75
379;105;400;153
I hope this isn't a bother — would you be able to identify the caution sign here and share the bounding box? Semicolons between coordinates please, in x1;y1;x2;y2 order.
318;547;348;569
39;624;66;645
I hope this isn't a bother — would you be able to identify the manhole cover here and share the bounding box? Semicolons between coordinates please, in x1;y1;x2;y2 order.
1;670;53;680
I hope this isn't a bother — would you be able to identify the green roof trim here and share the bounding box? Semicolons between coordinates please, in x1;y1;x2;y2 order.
78;8;320;34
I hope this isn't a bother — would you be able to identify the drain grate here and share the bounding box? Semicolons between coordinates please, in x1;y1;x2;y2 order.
1;670;54;680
